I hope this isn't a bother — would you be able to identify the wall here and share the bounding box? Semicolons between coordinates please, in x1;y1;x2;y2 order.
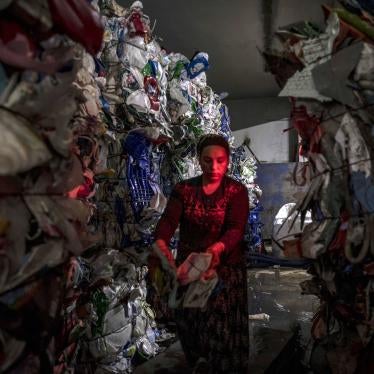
232;119;291;163
224;97;291;131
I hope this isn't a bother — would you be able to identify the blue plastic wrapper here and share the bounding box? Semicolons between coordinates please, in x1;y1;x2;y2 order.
122;133;153;226
249;205;263;223
220;104;231;137
122;132;151;169
126;157;152;216
94;57;106;75
100;95;111;114
123;135;166;245
148;60;159;77
185;52;210;79
247;204;264;252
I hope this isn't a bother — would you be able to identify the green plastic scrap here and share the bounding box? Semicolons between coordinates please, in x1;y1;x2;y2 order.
290;21;322;38
171;61;186;80
278;21;322;38
334;7;374;40
92;290;110;336
124;345;137;358
141;62;153;77
191;100;197;113
186;117;204;138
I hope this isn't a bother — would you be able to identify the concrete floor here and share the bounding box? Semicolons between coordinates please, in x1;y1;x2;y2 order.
134;341;190;374
135;268;318;373
134;331;294;374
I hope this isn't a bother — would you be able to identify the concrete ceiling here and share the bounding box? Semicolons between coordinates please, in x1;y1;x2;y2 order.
119;0;336;100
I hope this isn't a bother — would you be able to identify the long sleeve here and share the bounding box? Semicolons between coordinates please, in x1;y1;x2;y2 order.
154;183;184;244
219;185;249;252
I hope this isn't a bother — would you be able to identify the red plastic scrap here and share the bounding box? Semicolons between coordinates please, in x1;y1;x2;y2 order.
328;211;349;253
144;75;160;111
0;19;37;56
47;0;104;55
0;19;56;72
291;102;323;155
67;170;95;199
128;11;147;37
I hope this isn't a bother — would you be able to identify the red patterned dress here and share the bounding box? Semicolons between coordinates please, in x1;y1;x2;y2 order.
155;175;249;373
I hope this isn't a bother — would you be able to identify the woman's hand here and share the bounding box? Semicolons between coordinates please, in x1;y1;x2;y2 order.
203;242;225;279
206;241;225;268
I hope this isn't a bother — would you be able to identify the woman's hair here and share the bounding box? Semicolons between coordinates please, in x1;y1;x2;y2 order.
196;134;230;157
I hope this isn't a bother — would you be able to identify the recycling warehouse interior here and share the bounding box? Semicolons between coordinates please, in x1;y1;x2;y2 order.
0;0;373;373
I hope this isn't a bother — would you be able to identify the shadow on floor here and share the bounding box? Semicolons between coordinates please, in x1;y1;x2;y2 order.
134;332;295;374
134;341;190;374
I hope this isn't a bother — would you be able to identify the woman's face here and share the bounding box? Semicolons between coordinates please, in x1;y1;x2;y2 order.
199;145;229;182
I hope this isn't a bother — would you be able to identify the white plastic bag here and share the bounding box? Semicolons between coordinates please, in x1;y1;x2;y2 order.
176;252;212;286
126;89;151;113
183;275;218;309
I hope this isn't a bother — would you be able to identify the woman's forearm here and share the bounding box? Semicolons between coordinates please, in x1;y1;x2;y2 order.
154;239;175;267
155;239;169;251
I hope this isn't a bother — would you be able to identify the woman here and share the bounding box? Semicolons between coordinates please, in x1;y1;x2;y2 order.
154;134;249;373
